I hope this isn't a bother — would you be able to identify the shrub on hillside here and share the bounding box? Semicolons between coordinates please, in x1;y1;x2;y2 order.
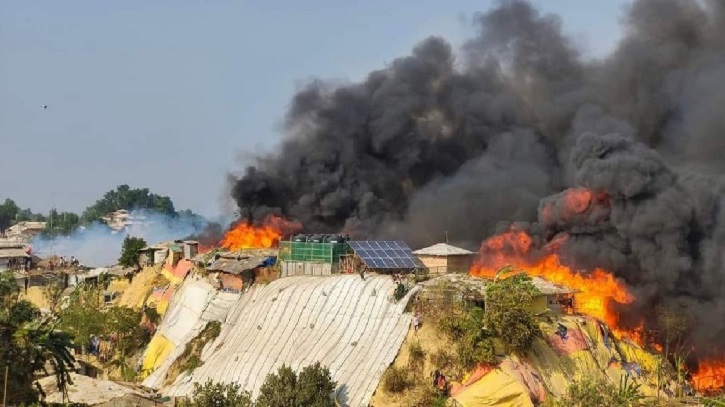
179;380;253;407
484;272;541;354
551;377;647;407
256;362;336;407
430;348;456;371
408;341;426;371
382;366;410;393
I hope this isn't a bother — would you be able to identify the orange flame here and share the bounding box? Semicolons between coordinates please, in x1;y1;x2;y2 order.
220;215;301;251
470;229;636;339
693;359;725;393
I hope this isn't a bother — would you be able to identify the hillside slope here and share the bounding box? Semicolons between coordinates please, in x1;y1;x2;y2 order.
155;274;415;406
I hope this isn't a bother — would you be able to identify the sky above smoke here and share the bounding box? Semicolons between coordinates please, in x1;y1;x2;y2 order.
231;0;725;355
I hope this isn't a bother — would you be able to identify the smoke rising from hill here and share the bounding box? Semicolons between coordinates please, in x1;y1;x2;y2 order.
230;0;725;355
31;210;209;267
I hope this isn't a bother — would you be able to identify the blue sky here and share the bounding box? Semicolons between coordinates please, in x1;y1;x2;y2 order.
0;0;630;217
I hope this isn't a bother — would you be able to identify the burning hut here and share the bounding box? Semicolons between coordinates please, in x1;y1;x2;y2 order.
204;248;277;292
413;243;475;275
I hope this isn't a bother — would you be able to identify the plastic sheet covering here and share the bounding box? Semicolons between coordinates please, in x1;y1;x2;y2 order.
162;259;193;285
453;369;534;407
142;334;175;375
499;359;547;403
547;327;589;356
163;275;416;407
142;278;239;388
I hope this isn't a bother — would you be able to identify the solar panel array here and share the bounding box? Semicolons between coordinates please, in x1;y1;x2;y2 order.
348;241;426;269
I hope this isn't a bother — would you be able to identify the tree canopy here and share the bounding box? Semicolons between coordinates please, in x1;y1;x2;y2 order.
118;236;147;268
256;363;337;407
484;271;541;354
0;198;46;231
82;184;176;222
0;271;75;405
2;185;204;237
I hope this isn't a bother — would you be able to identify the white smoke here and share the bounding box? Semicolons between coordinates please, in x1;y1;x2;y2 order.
30;210;208;267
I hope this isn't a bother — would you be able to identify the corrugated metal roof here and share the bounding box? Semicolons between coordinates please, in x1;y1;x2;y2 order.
0;248;30;258
413;243;474;256
530;277;577;295
207;255;270;274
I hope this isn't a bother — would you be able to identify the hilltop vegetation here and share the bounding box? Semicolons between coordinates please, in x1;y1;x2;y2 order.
0;184;204;236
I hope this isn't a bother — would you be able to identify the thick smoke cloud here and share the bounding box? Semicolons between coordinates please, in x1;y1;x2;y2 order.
231;0;725;355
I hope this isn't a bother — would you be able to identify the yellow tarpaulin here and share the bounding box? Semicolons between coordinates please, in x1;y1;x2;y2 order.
453;369;534;407
141;334;175;378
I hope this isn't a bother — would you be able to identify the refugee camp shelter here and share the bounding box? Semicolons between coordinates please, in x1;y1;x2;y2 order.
4;221;47;240
413;243;475;274
346;240;425;274
529;277;577;314
0;243;31;271
139;240;198;266
278;234;349;277
206;248;277;292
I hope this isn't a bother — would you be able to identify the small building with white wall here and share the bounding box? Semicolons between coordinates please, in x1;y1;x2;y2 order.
413;243;475;274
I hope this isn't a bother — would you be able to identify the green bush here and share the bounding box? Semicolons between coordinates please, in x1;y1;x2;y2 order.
484;272;541;354
256;362;336;407
552;377;646;407
408;341;426;370
430;348;456;371
382;366;410;393
179;380;253;407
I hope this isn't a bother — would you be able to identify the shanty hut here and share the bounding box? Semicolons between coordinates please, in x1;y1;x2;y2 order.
413;243;475;275
0;243;31;271
205;249;277;292
529;277;577;315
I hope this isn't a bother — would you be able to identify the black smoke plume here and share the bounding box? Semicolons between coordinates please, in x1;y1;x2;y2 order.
231;0;725;357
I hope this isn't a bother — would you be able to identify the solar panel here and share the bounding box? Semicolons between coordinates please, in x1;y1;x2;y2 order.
348;240;425;269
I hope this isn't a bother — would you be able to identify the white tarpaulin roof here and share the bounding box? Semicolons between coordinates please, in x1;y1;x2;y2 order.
143;278;239;389
163;275;416;407
413;242;474;256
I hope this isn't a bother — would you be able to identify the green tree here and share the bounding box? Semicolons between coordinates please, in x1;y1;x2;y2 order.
118;236;147;268
0;198;21;230
82;184;176;222
180;381;253;407
105;306;146;356
297;362;337;407
257;363;337;407
45;209;82;236
0;271;75;405
484;270;541;354
57;287;105;349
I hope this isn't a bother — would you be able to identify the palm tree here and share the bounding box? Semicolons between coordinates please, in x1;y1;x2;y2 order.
0;271;75;404
13;319;76;401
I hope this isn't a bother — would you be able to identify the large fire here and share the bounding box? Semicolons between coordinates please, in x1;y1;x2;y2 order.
470;227;725;393
470;229;635;337
220;215;301;251
693;360;725;393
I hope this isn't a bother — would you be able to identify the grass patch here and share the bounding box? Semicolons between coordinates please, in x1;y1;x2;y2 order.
165;321;222;385
408;341;426;371
382;366;410;393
